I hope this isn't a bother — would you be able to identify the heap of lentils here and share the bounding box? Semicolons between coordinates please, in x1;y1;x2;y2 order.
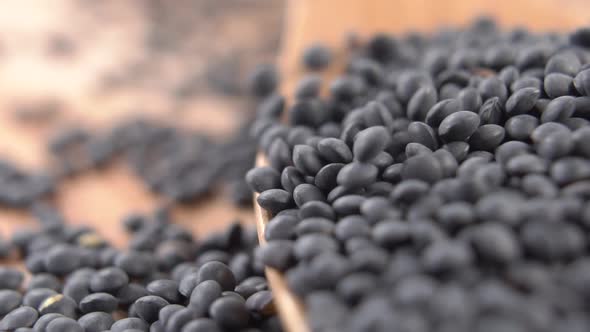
0;113;261;209
248;19;590;331
0;205;282;331
0;23;282;332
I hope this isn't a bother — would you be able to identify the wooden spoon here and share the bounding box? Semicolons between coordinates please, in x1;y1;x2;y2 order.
254;1;590;331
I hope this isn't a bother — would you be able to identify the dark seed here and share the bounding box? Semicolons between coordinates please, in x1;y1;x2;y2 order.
407;86;438;121
245;291;275;316
293;183;326;207
78;312;114;332
63;279;90;305
197;262;236;292
544;73;574;98
402;154;443;184
256;189;293;215
38;294;77;318
0;267;24;290
478;97;504;125
536;130;574;160
249;64;278;97
317;138;353;164
505;87;540;116
505;114;539;141
33;313;63;332
573;127;590;158
335;215;371;241
264;215;299;241
372;220;410;249
0;306;38;330
295;217;334;236
337;162;378;189
256;240;294;271
531;123;571;146
79;292;118;313
245;167;281;193
495;141;531;165
209;297;249;330
353;126;391;162
467;223;520;264
110;317;148;332
332;194;365;215
545;52;581;76
46;317;83;332
146;280;181;304
438;111;481;142
468;124;505;151
302;44;332;70
293;234;338;261
432;149;458;177
180;318;221;332
280;166;305;193
134;296;169;323
289;100;326;128
478;77;508;103
573;68;590;96
422;240;473;273
90;267;129;293
293;145;323;175
541;96;576;123
27;273;61;292
188;280;222;316
295;75;322;99
506;154;548;175
425;99;461;128
0;289;22;316
408;122;438;150
367;33;398;63
550;157;590;185
511;76;542;94
315;163;344;191
23;288;58;309
158;304;184;327
457;87;483;112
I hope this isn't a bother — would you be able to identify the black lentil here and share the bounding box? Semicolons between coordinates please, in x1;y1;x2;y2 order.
0;306;38;330
180;318;221;332
77;312;114;332
209;297;250;330
79;292;118;314
0;267;24;290
46;316;83;332
0;289;22;316
38;294;78;318
90;267;129;293
302;44;332;71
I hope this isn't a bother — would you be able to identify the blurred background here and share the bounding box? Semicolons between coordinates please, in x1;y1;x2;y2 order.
0;0;285;246
0;0;284;163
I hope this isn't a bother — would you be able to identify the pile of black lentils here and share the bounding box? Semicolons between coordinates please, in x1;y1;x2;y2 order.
248;19;590;331
0;205;282;332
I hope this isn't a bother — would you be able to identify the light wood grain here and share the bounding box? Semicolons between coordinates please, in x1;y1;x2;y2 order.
255;1;590;331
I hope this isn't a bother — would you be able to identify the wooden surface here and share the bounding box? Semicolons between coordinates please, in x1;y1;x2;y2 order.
256;1;590;331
